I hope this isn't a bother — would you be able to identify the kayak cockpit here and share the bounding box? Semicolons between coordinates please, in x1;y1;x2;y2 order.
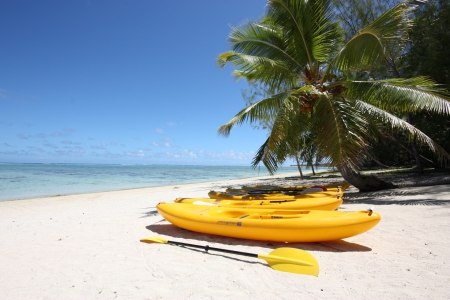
206;209;311;219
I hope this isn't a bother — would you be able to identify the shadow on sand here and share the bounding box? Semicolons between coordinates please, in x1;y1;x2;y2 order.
145;222;372;253
343;184;450;206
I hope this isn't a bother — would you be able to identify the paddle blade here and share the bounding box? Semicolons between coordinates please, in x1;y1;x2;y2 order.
258;248;319;276
140;237;169;244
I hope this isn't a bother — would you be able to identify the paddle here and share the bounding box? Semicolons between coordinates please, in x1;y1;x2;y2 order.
140;237;319;276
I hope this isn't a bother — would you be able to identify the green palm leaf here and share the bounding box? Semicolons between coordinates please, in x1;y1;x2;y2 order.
311;94;369;170
251;100;312;173
345;77;450;114
355;100;450;163
225;20;308;74
218;91;290;137
330;1;411;71
267;0;343;64
217;51;299;88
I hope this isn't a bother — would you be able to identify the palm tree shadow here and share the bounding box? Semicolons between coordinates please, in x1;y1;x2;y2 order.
142;209;159;218
145;222;372;253
343;184;450;206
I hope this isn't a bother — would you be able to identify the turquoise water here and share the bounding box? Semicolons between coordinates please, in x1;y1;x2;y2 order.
0;163;321;202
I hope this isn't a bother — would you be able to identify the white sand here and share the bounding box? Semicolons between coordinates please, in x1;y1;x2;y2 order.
0;174;449;299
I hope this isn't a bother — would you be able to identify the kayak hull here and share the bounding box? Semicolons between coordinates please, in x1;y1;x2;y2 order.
175;194;343;211
156;203;381;243
208;190;343;201
239;182;351;192
225;187;328;194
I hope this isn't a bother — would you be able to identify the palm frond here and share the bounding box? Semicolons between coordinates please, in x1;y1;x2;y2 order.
226;20;308;73
252;138;278;173
331;32;385;71
251;99;313;173
216;51;300;87
355;100;450;163
344;77;450;114
311;93;370;170
267;0;343;65
330;1;412;71
267;0;315;67
217;91;291;137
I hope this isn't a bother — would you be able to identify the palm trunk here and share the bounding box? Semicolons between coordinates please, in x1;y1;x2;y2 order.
337;166;397;192
311;163;315;175
410;142;424;175
295;155;304;180
406;113;424;175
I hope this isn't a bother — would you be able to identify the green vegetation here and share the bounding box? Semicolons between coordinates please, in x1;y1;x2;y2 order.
217;0;450;192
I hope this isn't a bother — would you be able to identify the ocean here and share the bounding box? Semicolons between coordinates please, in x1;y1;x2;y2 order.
0;163;325;202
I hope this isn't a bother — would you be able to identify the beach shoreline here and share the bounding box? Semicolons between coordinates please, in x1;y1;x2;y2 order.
0;162;313;202
0;171;300;203
1;172;449;299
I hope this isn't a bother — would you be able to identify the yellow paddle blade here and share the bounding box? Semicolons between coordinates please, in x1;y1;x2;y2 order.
140;237;319;276
140;237;169;244
258;248;319;276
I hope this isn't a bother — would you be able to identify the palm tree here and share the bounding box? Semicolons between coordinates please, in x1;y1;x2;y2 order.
216;0;450;192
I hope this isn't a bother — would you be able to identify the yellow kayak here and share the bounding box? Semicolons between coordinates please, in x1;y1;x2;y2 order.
208;190;343;201
239;182;351;192
174;193;343;211
225;187;329;194
156;202;381;242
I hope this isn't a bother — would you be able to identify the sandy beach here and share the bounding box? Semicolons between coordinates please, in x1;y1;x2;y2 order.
1;173;449;299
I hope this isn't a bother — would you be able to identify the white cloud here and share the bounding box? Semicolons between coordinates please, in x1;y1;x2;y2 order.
91;151;124;158
180;149;197;158
155;128;164;134
51;131;65;137
0;149;36;156
144;147;256;163
167;122;176;127
43;143;59;149
192;149;255;161
55;149;85;157
90;142;108;149
64;127;75;133
126;149;145;157
26;146;45;153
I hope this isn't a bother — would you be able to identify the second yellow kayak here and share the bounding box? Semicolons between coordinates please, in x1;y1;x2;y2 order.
239;182;351;192
208;190;343;201
175;193;343;211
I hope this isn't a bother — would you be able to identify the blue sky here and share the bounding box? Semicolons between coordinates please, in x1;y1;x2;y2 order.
0;0;295;165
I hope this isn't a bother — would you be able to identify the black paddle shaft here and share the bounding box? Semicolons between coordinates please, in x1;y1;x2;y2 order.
167;240;258;258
